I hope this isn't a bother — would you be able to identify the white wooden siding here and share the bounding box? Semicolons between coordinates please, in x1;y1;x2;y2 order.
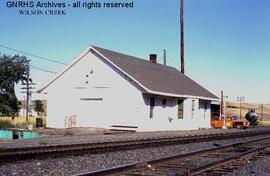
44;51;211;131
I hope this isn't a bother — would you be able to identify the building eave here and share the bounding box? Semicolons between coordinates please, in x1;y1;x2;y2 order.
142;91;219;101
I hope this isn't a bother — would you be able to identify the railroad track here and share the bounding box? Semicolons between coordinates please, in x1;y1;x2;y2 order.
1;128;270;163
196;146;270;176
78;135;270;176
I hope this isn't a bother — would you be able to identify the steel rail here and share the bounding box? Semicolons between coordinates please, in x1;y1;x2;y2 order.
76;135;270;176
185;144;270;176
1;128;270;163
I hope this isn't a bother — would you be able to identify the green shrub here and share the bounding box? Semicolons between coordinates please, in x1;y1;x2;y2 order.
0;120;15;129
38;140;48;145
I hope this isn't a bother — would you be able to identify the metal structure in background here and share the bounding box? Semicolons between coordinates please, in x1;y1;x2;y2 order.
237;96;245;119
180;0;185;73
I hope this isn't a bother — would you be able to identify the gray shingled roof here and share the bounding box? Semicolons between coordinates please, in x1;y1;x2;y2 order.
92;46;218;100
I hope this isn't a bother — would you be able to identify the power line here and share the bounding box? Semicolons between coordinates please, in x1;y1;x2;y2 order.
0;43;67;65
157;57;163;63
31;63;58;71
30;65;57;74
167;54;179;67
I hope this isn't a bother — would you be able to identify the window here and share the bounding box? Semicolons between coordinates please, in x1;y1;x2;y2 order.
199;100;208;119
162;99;167;106
204;102;208;111
191;100;195;118
178;99;184;119
204;102;208;118
150;97;155;106
150;97;155;118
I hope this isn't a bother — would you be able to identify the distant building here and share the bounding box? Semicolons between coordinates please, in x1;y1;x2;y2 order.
38;46;218;131
19;100;47;117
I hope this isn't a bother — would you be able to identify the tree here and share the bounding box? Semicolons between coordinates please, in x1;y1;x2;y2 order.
0;55;29;116
34;100;44;117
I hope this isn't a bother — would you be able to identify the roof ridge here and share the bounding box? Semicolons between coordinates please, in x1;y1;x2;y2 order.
91;45;182;72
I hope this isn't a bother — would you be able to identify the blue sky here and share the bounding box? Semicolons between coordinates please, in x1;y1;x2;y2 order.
0;0;269;103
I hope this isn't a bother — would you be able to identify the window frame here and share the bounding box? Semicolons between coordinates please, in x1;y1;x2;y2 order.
149;97;155;118
177;99;184;119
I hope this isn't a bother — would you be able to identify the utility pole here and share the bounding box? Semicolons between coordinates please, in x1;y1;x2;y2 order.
220;90;227;129
180;0;185;73
26;63;29;121
163;49;166;66
21;61;35;122
220;90;224;118
23;96;25;117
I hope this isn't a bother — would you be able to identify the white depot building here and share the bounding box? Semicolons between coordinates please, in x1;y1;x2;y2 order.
38;45;218;131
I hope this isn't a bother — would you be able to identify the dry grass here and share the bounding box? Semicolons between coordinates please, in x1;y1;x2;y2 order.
0;116;46;127
225;102;270;119
258;119;270;126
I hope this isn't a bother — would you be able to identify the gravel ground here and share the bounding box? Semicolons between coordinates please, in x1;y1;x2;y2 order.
0;135;269;176
34;127;109;135
1;127;269;149
226;155;270;176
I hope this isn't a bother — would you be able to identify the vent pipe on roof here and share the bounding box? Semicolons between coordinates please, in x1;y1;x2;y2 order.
149;54;157;64
163;49;166;66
